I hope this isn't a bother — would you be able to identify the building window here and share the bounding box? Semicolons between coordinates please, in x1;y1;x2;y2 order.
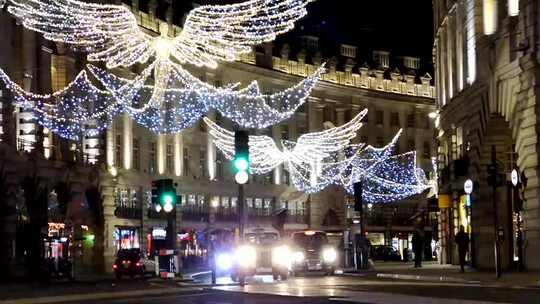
183;148;189;177
408;140;416;151
216;154;223;180
283;169;290;185
390;112;400;127
407;113;416;128
115;134;122;166
133;138;140;170
376;136;384;147
361;135;368;144
199;148;206;178
149;142;156;173
423;141;431;158
375;110;384;125
281;125;289;141
166;144;173;173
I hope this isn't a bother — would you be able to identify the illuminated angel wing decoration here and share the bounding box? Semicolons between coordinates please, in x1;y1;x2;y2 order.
8;0;153;69
0;67;119;140
204;117;284;174
174;0;314;68
204;109;366;176
8;0;313;69
336;131;429;203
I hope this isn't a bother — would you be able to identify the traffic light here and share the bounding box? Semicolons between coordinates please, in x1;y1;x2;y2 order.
234;130;249;184
353;182;363;212
151;179;178;213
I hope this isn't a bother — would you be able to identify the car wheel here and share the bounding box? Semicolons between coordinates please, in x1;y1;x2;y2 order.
281;272;288;280
272;273;279;281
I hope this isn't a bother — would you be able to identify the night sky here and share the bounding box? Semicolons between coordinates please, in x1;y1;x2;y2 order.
143;0;434;68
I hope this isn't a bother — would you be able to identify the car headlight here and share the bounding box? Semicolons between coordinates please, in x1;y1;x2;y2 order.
322;248;337;263
272;245;291;268
216;253;233;271
294;251;305;263
235;245;256;268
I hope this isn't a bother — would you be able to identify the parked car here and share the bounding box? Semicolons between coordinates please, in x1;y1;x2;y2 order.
113;248;156;279
370;245;402;261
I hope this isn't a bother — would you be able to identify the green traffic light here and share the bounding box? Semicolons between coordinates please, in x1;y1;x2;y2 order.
234;157;249;171
161;193;174;205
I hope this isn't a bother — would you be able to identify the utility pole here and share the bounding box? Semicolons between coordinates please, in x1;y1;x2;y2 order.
238;183;245;241
488;145;502;278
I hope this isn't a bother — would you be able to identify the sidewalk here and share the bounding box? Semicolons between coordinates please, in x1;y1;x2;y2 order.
372;261;540;288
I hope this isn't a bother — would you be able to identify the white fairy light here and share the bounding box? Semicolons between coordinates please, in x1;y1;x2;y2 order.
88;60;324;131
0;67;119;140
206;112;429;202
7;0;313;70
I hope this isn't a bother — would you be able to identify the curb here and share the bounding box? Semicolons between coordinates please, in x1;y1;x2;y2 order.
376;273;481;284
0;286;205;304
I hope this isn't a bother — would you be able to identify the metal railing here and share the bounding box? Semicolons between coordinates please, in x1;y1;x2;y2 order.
114;206;142;219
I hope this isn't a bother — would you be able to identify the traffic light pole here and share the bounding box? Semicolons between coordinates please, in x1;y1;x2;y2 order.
491;145;502;278
238;183;245;241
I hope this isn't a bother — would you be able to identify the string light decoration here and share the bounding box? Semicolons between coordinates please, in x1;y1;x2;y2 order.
88;60;325;131
0;68;119;140
205;113;430;202
7;0;314;69
5;0;322;132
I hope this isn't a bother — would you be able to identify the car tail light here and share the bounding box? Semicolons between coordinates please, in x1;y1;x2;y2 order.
136;262;141;267
113;264;118;269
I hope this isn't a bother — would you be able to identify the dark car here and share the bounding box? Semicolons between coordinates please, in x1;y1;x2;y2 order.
113;248;155;279
370;245;402;261
289;231;337;275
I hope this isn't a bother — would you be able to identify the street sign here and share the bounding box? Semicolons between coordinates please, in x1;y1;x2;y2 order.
464;179;473;194
511;169;518;186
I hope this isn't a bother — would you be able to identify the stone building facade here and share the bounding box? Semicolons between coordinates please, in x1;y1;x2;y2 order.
433;0;540;270
0;1;436;275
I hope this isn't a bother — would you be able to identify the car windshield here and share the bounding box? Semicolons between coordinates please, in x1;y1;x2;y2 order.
245;232;279;245
292;232;328;249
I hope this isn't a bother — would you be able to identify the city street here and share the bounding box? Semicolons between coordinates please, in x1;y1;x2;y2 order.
70;274;540;304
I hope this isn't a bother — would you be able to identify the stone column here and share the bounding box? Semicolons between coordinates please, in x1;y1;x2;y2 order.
272;124;282;185
106;121;115;168
308;97;325;132
157;134;166;175
206;111;216;180
123;113;132;170
174;133;183;177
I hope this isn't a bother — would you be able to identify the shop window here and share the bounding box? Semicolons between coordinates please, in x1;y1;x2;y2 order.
113;227;140;251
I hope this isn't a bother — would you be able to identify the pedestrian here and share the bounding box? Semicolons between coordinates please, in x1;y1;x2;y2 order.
412;228;424;268
455;225;470;272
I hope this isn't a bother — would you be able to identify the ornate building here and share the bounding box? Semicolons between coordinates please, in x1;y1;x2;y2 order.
433;0;540;270
0;1;435;275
